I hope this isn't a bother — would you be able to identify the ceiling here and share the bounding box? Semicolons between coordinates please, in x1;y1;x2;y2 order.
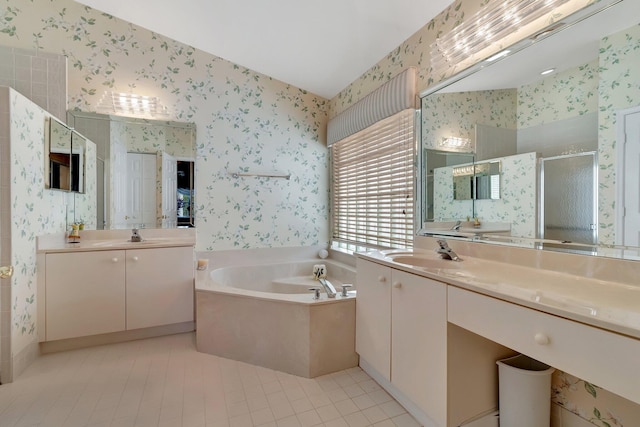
74;0;453;99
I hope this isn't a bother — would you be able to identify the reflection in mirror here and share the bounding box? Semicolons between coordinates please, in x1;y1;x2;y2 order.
424;149;474;222
67;111;196;229
71;131;86;193
419;0;640;258
452;161;501;201
45;117;72;191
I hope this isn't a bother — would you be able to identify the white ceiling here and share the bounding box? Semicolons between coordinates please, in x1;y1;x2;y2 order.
74;0;453;99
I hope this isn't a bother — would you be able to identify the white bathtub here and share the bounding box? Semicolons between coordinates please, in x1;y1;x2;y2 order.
196;259;359;377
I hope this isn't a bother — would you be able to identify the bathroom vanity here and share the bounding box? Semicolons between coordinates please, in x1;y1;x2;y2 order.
356;238;640;427
37;230;195;350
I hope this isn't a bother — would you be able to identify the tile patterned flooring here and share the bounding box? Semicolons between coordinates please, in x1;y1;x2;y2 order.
0;333;420;427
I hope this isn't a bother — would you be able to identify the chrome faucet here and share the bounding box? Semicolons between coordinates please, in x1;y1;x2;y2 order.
451;220;462;231
436;239;461;261
130;228;143;242
313;264;337;298
318;278;337;298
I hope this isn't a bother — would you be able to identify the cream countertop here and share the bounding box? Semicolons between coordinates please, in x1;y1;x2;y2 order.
37;228;195;253
357;242;640;341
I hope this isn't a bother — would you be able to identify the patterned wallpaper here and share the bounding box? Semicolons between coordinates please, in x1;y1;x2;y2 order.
0;0;329;252
7;88;96;360
517;60;599;128
598;23;640;245
422;89;517;151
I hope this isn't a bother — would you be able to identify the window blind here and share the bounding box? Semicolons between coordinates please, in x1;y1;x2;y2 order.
331;109;415;249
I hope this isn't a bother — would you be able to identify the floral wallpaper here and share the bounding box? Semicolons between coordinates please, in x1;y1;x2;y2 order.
517;60;599;129
112;119;194;158
422;89;517;151
0;0;329;252
6;88;96;362
597;23;640;245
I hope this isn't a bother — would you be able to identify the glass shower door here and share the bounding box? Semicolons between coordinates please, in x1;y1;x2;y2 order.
540;152;597;244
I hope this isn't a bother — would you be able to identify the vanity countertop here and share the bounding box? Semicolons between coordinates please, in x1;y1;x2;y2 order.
37;229;196;254
357;248;640;341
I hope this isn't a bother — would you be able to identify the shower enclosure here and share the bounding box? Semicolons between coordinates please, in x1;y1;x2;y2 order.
539;152;598;245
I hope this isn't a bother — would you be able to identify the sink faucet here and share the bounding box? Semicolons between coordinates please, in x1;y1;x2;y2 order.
451;220;462;231
436;239;461;261
130;228;143;242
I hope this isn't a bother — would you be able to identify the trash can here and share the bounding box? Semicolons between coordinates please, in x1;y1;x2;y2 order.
497;354;555;427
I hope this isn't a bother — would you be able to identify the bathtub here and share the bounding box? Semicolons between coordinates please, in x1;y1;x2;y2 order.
196;259;359;378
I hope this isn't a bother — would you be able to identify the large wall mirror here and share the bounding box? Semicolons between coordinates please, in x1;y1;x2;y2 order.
67;111;196;230
45;117;87;193
419;0;640;258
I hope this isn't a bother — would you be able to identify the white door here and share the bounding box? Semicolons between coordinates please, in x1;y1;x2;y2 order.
162;152;177;228
111;141;128;228
126;153;157;228
618;108;640;246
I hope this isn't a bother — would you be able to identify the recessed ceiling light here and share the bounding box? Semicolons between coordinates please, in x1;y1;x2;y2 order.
540;68;556;75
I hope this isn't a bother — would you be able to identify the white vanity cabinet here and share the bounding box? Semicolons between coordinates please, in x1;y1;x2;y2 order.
126;246;194;330
355;258;392;380
41;245;194;342
45;250;126;341
356;258;447;427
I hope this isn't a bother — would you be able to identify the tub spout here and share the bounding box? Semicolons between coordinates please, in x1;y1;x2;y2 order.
318;278;337;298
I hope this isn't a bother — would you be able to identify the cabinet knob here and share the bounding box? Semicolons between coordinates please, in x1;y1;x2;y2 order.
393;281;402;289
111;257;119;263
378;275;387;283
132;256;139;262
534;333;550;345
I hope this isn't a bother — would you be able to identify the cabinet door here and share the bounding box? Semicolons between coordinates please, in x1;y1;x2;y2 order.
46;250;126;341
126;246;194;330
356;259;392;381
391;270;447;427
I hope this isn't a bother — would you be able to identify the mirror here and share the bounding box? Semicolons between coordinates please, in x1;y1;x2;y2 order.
45;117;86;193
419;0;640;256
451;161;501;201
67;111;196;229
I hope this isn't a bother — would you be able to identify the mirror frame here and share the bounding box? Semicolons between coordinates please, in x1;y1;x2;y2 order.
45;116;86;193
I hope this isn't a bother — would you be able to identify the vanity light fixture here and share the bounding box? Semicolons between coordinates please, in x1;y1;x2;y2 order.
97;91;171;119
540;68;556;75
439;136;472;152
430;0;570;76
486;50;511;63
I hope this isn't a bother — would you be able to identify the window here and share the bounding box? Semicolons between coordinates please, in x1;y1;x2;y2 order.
331;109;415;249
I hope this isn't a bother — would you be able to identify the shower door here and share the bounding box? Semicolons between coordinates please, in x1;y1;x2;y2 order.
540;152;597;244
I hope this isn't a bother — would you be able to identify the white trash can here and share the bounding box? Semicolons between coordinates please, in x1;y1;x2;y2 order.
497;354;555;427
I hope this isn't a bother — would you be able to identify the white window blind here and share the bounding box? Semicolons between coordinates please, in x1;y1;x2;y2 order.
331;109;415;249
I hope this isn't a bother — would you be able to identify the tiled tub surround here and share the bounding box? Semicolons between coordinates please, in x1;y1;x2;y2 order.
357;237;640;426
196;247;358;378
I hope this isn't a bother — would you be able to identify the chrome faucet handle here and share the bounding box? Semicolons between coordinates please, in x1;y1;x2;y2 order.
341;284;353;297
308;287;321;300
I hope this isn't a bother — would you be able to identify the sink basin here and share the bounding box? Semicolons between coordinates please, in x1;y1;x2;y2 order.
388;255;462;269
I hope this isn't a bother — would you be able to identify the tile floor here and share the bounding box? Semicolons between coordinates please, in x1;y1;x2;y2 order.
0;333;420;427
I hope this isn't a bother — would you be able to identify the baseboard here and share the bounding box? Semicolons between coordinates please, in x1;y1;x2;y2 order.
8;338;39;382
39;321;195;354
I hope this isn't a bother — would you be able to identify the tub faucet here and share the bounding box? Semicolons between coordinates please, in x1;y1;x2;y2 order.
436;239;461;261
313;264;337;298
318;278;337;298
130;228;143;242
